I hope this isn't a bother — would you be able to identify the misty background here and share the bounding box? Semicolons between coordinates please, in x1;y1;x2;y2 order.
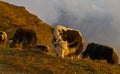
2;0;120;56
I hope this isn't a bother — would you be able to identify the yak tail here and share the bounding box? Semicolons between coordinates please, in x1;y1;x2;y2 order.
75;42;84;56
111;48;119;65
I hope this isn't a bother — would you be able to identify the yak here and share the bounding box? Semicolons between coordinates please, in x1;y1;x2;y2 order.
81;42;119;65
0;31;7;46
52;25;84;59
9;28;37;49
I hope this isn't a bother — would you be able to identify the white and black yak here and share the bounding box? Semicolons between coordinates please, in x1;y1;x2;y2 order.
0;31;7;46
52;25;84;59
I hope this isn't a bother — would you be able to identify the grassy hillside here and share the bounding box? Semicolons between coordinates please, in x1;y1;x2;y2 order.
0;1;120;74
0;1;54;48
0;47;120;74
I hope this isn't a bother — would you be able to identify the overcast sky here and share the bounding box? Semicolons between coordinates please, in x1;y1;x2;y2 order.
2;0;120;56
2;0;120;26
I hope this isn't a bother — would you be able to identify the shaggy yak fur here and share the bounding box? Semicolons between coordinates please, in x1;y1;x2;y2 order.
52;25;84;58
81;42;119;65
0;31;7;46
9;28;37;49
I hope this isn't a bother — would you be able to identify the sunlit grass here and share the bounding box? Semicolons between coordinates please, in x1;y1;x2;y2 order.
0;1;120;74
0;47;120;73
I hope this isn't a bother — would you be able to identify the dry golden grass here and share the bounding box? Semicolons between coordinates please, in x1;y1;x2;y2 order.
0;1;53;49
0;1;120;74
0;47;120;74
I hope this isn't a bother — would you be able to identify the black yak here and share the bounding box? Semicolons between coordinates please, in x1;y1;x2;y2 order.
9;28;37;49
81;42;119;65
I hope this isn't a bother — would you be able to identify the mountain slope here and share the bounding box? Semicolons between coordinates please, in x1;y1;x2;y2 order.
0;1;53;48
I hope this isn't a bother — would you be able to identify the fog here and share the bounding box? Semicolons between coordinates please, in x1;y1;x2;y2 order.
2;0;120;56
